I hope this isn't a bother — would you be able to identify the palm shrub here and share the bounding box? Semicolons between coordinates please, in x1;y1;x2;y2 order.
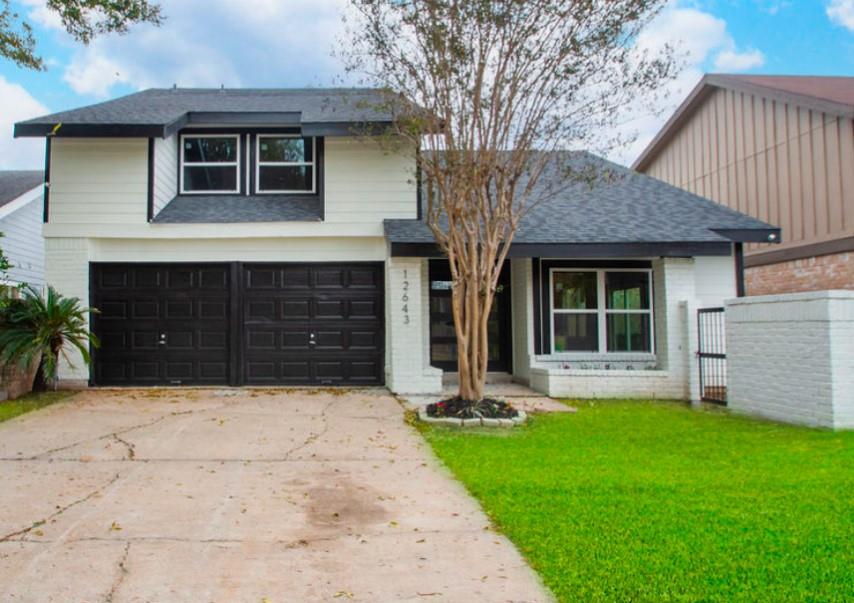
0;286;99;389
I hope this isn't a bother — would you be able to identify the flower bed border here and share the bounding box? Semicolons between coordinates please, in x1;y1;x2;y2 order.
417;407;528;427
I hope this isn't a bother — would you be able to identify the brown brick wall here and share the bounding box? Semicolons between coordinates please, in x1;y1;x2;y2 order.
746;252;854;296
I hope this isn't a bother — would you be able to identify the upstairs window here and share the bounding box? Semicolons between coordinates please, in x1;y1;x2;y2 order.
180;135;240;194
550;269;653;354
256;135;315;193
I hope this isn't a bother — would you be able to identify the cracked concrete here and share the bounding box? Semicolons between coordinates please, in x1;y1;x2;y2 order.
0;388;553;602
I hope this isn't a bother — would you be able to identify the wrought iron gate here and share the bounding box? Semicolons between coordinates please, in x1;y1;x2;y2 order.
698;307;727;405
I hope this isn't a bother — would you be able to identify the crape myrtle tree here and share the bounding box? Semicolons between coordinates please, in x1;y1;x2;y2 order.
343;0;676;402
1;0;162;70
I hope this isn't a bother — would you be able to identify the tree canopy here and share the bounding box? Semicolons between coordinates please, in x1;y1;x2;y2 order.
1;0;162;70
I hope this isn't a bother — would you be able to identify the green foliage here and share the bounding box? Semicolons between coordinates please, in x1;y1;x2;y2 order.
0;390;75;423
0;0;162;70
422;400;854;602
0;285;99;383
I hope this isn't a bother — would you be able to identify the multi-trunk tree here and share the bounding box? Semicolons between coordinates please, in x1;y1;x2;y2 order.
344;0;676;402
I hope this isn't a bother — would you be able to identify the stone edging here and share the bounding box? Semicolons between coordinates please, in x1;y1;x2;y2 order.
417;407;528;427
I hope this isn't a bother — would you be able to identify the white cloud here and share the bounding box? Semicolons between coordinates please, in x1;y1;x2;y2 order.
714;48;766;71
0;77;48;169
35;0;352;98
613;3;766;166
827;0;854;31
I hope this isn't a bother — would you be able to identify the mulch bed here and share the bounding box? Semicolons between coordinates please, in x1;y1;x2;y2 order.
426;397;519;419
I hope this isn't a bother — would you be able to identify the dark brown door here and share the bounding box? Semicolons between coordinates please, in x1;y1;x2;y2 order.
241;263;384;385
428;260;512;372
91;263;232;385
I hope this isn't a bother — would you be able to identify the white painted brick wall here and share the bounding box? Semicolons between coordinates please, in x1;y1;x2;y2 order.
384;257;442;394
510;258;533;383
45;238;91;384
727;290;854;429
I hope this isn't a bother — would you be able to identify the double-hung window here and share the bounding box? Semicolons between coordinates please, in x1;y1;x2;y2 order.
180;135;240;194
550;269;653;353
256;135;315;193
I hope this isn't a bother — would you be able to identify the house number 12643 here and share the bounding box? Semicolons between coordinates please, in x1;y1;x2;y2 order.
401;269;410;324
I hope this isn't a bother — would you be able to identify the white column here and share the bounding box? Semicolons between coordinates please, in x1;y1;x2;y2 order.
45;237;91;385
653;258;698;400
384;257;443;394
510;258;534;383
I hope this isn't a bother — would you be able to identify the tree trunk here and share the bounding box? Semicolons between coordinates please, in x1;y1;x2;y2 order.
451;260;497;403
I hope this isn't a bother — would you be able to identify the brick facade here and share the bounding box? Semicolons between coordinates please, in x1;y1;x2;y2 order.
746;251;854;296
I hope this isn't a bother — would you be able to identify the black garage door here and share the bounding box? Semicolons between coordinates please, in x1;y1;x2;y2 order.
90;262;384;386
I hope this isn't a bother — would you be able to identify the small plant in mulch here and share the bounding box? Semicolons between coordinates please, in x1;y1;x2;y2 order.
426;397;519;419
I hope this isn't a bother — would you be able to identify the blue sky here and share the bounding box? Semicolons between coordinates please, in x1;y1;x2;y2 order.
1;0;853;168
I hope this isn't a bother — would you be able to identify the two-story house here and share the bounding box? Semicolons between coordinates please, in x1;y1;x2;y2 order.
15;87;777;399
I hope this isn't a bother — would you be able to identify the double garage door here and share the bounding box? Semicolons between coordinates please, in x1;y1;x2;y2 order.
91;262;384;386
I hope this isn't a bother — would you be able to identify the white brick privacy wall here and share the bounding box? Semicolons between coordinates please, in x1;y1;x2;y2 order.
45;238;91;385
727;291;854;429
384;257;442;394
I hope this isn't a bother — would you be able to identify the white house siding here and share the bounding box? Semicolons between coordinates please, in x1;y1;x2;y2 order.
153;135;177;215
49;138;148;225
324;138;417;224
1;196;44;287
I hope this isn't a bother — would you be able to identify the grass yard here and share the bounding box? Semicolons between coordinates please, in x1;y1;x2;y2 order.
420;400;854;602
0;391;75;423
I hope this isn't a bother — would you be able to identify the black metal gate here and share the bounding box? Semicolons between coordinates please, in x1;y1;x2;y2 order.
698;307;727;405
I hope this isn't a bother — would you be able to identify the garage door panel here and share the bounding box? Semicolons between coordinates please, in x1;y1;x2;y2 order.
241;263;384;386
92;263;231;386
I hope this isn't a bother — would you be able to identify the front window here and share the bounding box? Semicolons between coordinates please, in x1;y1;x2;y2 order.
256;135;315;193
551;269;653;353
180;135;240;194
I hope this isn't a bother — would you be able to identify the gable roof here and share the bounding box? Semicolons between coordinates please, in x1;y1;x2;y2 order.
385;152;778;257
0;171;43;209
633;74;854;172
15;88;398;138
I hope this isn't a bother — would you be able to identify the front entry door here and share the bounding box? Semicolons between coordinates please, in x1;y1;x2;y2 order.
428;260;512;372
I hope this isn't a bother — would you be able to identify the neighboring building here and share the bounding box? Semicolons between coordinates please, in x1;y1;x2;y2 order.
0;170;45;289
633;74;854;296
14;88;776;398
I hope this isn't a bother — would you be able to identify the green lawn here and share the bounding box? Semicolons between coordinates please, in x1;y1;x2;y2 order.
420;400;854;602
0;391;75;423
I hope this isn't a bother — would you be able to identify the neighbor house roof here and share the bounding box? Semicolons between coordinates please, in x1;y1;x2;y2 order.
633;74;854;172
385;152;778;257
15;88;398;138
0;171;43;209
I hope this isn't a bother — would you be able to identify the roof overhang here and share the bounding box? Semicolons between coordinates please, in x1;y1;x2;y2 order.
712;227;781;243
389;241;736;258
15;112;396;139
633;74;854;172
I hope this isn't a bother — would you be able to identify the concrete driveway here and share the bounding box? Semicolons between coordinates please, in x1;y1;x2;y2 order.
0;388;552;602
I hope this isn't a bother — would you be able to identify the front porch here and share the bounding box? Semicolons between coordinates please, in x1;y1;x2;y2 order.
384;254;738;401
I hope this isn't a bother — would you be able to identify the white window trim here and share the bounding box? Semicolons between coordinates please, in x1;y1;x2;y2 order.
179;134;241;195
549;267;654;355
255;134;316;194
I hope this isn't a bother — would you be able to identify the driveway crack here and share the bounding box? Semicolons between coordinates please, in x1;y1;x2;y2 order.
0;472;122;543
112;434;135;460
104;541;131;603
283;398;337;460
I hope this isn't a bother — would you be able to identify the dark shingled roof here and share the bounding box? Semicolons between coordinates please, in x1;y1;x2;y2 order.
15;88;396;138
153;195;322;224
385;152;777;249
0;170;43;208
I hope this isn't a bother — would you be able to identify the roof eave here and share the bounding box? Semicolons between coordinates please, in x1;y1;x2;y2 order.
388;240;735;258
633;73;854;172
712;227;782;244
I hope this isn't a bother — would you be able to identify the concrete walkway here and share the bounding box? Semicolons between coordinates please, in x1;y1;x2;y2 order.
0;389;553;602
